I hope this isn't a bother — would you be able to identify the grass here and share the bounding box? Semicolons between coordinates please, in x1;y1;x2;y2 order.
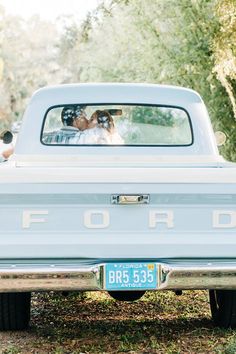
1;347;21;354
0;290;236;353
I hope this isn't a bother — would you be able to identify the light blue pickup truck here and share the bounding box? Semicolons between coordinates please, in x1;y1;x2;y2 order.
1;83;236;330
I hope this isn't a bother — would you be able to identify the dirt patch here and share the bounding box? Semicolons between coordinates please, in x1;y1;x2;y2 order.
0;291;234;353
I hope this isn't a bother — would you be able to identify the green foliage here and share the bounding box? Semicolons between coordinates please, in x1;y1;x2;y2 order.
58;0;236;160
0;13;62;130
131;106;175;126
212;0;236;160
213;0;236;86
0;0;235;160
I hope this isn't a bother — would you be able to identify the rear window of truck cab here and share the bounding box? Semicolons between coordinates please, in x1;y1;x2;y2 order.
41;104;193;146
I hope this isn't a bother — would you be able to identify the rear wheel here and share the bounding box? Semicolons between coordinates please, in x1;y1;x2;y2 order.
108;290;145;302
0;292;31;331
209;290;236;328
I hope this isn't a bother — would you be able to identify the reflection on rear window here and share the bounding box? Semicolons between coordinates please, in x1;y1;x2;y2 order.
41;104;192;146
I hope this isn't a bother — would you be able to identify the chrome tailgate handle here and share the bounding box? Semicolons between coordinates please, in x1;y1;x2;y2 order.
111;195;149;205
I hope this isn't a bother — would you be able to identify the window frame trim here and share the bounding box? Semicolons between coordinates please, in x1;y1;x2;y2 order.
40;103;194;147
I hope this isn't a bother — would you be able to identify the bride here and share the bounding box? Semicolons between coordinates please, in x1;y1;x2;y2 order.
78;110;124;145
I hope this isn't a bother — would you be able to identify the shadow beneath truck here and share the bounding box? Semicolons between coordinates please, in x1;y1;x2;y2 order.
18;290;229;353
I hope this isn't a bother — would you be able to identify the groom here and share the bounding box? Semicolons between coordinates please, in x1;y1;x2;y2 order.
42;105;89;144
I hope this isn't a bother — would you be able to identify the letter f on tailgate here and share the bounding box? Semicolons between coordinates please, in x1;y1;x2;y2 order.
22;210;48;229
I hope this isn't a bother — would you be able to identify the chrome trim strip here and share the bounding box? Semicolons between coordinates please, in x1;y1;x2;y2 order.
1;261;236;292
159;263;236;290
0;265;101;292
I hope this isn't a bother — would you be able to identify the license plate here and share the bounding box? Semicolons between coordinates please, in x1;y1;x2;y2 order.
105;263;157;290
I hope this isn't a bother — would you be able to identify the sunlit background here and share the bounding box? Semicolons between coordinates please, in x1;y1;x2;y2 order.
0;0;99;21
0;0;235;159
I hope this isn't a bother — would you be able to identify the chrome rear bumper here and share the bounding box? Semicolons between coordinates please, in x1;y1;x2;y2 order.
1;260;236;292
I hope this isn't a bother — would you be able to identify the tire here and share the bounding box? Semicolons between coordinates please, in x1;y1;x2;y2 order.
0;292;31;331
209;290;236;328
108;290;145;302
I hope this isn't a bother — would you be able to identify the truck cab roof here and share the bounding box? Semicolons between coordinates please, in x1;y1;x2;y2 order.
14;83;219;165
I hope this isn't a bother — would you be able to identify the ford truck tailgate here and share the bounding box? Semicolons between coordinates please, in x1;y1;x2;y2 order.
1;180;236;259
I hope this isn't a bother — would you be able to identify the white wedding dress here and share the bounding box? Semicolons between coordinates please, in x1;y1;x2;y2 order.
74;127;124;145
